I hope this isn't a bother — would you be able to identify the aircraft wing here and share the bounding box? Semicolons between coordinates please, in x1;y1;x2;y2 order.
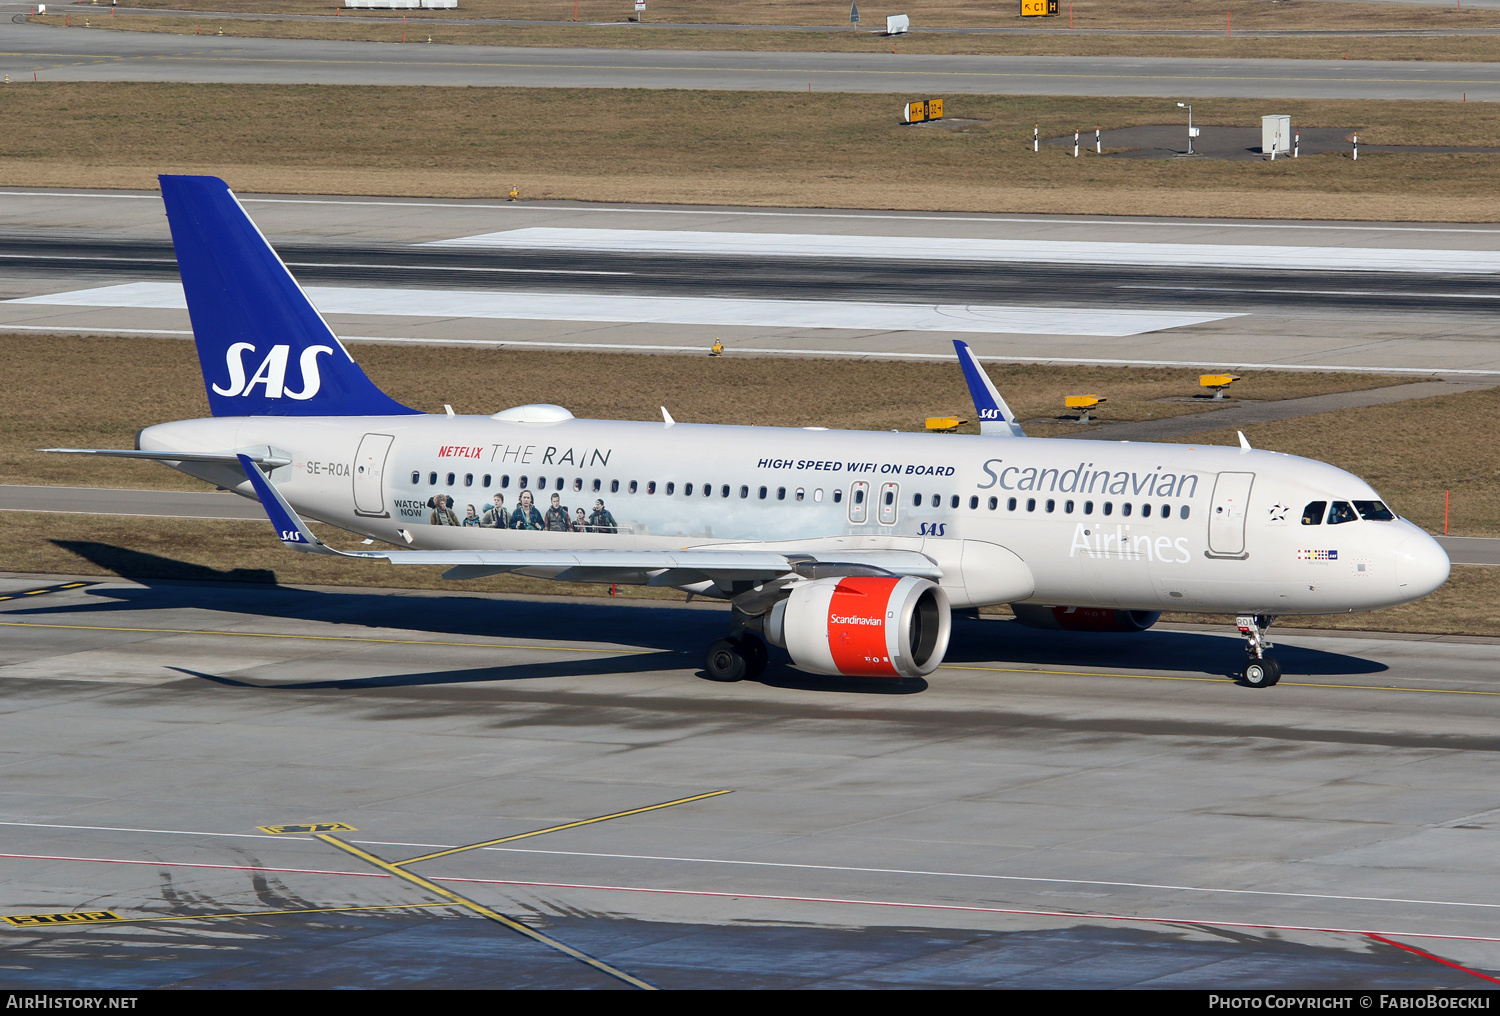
953;340;1026;438
236;455;941;591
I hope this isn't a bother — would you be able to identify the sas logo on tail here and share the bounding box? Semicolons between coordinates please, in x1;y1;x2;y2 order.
978;408;1004;420
214;343;334;400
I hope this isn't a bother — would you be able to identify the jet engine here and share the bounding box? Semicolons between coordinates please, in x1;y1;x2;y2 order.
762;575;951;678
1010;604;1161;633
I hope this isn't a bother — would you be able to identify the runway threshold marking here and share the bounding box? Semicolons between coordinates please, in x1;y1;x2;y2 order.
315;834;657;990
0;582;92;602
0;621;657;655
394;790;733;867
942;664;1500;697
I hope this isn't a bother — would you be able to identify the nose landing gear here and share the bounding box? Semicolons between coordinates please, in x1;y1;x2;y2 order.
1236;614;1280;687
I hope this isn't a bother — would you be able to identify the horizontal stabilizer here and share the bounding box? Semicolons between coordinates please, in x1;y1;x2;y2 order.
953;340;1025;438
43;448;292;467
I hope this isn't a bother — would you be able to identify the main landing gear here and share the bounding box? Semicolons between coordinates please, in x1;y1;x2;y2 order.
1236;614;1280;688
703;633;769;682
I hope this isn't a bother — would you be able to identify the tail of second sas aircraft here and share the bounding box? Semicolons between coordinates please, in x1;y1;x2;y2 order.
159;175;418;418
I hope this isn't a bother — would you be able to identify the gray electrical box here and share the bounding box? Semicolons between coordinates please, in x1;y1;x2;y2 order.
1262;114;1291;155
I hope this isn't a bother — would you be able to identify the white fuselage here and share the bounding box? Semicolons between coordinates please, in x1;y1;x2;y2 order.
139;413;1451;615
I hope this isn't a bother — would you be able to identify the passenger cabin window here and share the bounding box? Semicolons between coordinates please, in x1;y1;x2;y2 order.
760;486;768;500
411;471;420;485
723;485;732;498
811;488;820;502
931;494;941;508
628;481;638;494
1084;501;1094;515
685;483;694;496
988;496;998;510
666;482;675;495
795;488;805;502
1103;502;1113;516
574;478;582;492
1026;498;1036;512
833;490;842;503
744;486;752;499
1045;499;1055;513
483;474;492;488
464;474;473;487
429;472;438;485
1007;497;1017;511
593;479;601;492
969;496;979;510
1140;503;1150;518
1179;505;1190;519
778;487;787;501
913;493;922;507
1064;500;1074;513
501;475;511;489
446;472;456;486
611;480;619;493
537;476;546;490
1121;502;1132;517
1354;500;1395;521
647;481;656;494
950;495;960;509
1328;500;1358;525
1302;501;1327;525
519;475;529;489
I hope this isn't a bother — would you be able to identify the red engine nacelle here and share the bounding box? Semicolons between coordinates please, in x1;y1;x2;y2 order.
762;575;951;678
1010;604;1161;632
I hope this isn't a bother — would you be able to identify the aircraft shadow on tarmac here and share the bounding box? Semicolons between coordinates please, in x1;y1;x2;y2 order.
29;541;1387;690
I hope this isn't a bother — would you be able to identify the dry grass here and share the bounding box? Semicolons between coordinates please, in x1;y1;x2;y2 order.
41;14;1500;60
0;334;1392;489
1176;386;1500;538
117;0;1500;31
4;83;1500;220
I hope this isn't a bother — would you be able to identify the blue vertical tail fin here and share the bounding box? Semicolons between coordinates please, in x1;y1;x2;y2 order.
953;340;1026;438
159;175;418;418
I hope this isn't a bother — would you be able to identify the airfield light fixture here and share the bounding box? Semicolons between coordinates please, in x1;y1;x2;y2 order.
1177;101;1195;155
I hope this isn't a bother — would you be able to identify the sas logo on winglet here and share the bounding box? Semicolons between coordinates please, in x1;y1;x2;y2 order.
978;408;1005;420
214;343;334;400
279;529;304;543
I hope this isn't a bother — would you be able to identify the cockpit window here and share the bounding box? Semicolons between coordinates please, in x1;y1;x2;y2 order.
1327;500;1358;525
1353;500;1395;521
1301;501;1326;526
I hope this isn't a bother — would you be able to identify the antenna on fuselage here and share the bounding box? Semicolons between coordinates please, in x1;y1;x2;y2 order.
1238;431;1253;451
662;407;676;427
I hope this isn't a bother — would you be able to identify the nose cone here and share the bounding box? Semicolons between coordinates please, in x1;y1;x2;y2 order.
1394;528;1451;601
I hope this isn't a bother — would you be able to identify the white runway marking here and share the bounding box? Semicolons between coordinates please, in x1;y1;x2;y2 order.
428;227;1500;274
8;282;1239;338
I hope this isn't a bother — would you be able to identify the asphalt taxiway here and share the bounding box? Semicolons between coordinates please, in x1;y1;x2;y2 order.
4;18;1500;100
9;188;1500;373
1;571;1499;988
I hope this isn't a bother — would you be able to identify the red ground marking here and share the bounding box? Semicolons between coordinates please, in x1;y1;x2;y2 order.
1366;933;1500;985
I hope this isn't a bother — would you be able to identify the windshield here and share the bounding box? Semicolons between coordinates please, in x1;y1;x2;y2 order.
1327;501;1358;525
1353;500;1395;521
1301;501;1326;525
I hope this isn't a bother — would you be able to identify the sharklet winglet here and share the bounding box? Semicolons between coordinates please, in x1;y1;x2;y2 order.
953;340;1026;438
